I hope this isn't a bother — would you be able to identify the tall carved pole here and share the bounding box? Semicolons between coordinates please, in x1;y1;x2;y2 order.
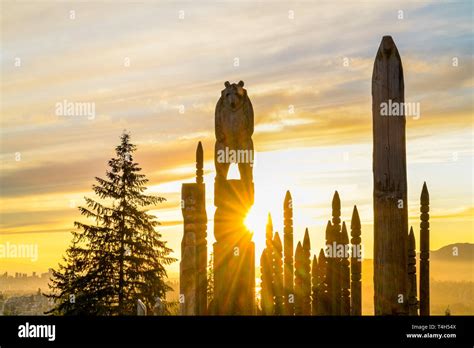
311;255;318;315
324;220;334;315
260;249;273;315
261;213;274;315
331;191;342;315
196;141;204;184
302;229;312;315
213;81;255;315
283;190;295;315
350;205;362;316
420;182;430;316
273;232;284;315
317;248;328;315
340;222;350;315
294;242;303;315
266;213;274;253
408;226;418;316
372;36;408;315
195;142;207;315
180;142;207;315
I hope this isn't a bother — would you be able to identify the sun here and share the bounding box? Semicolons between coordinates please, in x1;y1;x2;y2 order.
244;205;269;257
244;208;261;234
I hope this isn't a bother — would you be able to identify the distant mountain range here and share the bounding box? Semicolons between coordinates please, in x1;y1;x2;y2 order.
430;243;473;262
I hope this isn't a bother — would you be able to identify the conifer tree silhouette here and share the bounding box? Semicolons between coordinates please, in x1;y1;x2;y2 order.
47;132;176;315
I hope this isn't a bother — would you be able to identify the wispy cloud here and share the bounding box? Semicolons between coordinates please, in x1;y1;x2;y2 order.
1;0;472;273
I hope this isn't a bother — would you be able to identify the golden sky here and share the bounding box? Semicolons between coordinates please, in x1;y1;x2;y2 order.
1;0;473;275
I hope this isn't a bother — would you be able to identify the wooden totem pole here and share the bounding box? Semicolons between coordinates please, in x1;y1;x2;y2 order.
294;242;303;315
420;182;430;315
340;222;350;315
408;226;418;316
311;255;318;315
324;220;334;314
350;205;362;316
372;36;409;315
260;249;272;315
260;213;274;315
213;81;255;315
317;248;328;315
283;190;295;315
331;191;342;315
302;229;312;315
180;142;208;315
273;232;284;315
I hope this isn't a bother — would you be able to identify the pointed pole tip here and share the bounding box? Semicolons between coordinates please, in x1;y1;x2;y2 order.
196;141;204;184
421;181;430;203
381;35;396;45
273;232;282;246
284;190;292;210
377;35;400;59
408;227;415;248
341;222;349;243
332;191;341;211
351;205;361;226
196;141;203;157
303;228;310;249
318;248;326;261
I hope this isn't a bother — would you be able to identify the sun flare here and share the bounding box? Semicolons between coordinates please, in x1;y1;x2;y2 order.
244;208;262;236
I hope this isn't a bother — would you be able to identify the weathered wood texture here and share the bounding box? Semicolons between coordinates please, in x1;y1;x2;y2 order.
372;36;408;315
213;81;255;315
180;142;207;315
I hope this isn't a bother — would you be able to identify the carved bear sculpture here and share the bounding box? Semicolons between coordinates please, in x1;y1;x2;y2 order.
214;81;254;186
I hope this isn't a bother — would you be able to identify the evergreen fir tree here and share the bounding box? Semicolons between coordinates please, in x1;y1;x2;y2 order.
47;132;176;315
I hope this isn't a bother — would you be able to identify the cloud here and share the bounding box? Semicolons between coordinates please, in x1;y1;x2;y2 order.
1;0;472;272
